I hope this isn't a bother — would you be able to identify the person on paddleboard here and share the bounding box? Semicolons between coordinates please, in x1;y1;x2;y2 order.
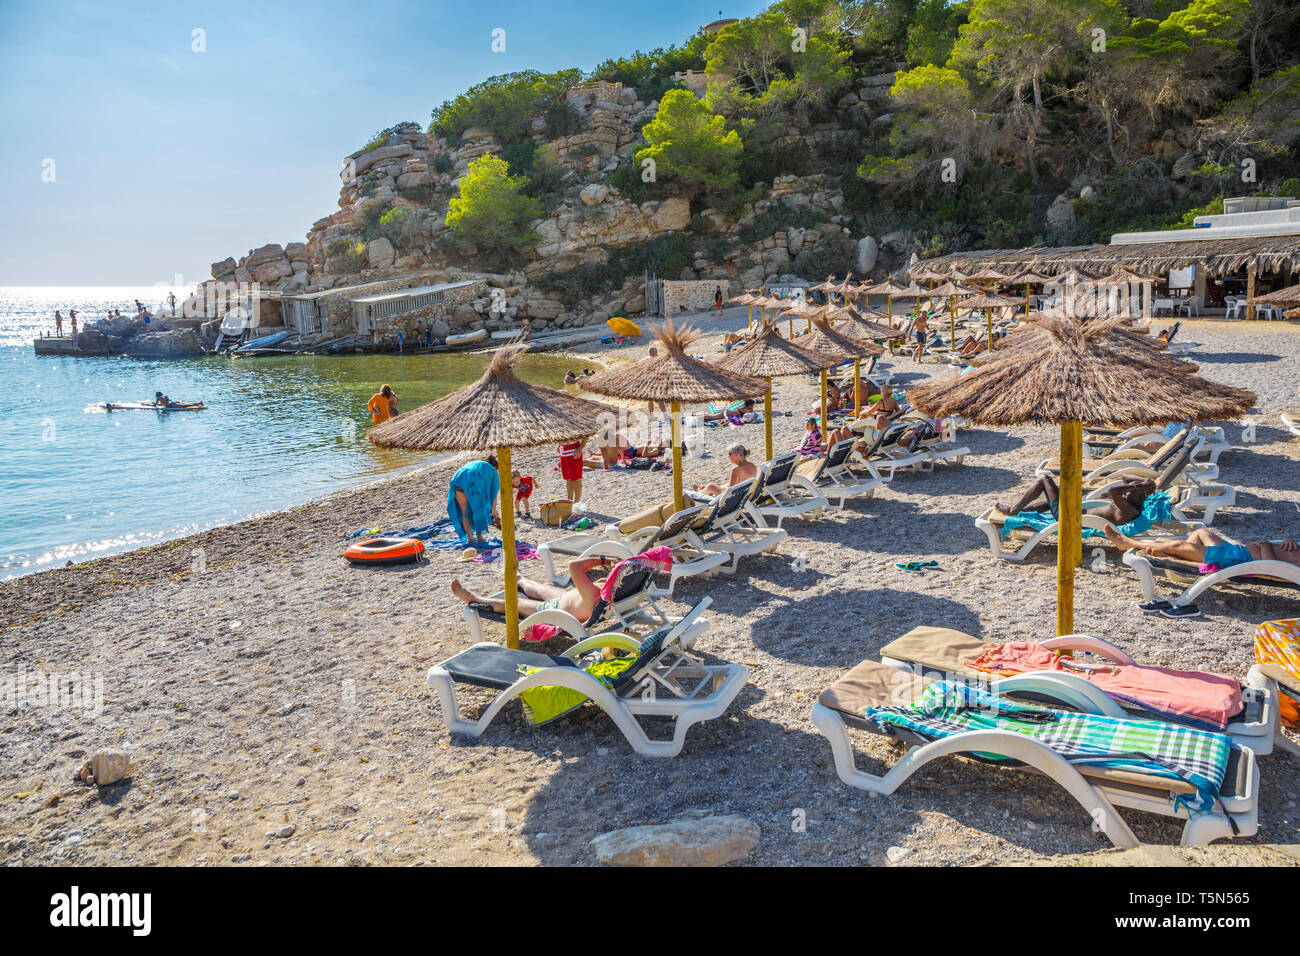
154;391;173;408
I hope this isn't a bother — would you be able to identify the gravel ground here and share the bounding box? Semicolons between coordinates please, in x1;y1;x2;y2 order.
1;311;1297;866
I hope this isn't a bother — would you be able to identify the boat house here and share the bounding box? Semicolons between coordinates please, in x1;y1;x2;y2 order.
279;275;485;341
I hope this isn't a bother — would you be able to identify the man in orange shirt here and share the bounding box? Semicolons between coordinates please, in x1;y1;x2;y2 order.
368;384;396;424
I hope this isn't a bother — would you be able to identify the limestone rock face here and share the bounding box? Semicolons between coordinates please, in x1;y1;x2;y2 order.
124;330;205;358
348;143;414;178
211;257;237;280
856;235;879;273
1046;194;1076;229
647;197;690;232
580;183;609;206
592;815;760;867
367;237;395;269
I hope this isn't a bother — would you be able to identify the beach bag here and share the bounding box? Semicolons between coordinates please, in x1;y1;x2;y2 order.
539;500;573;526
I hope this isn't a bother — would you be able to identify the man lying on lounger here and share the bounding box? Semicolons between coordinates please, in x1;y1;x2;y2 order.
1103;526;1300;569
997;476;1156;525
451;556;613;624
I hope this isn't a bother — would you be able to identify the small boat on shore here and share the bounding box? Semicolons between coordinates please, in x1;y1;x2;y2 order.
445;329;487;347
100;401;206;412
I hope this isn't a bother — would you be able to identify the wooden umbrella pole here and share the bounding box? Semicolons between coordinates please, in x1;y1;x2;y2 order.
853;359;861;417
671;399;684;513
819;369;828;443
764;380;773;463
495;446;519;649
747;305;753;331
986;309;994;352
1056;420;1082;636
887;295;895;354
949;295;956;350
788;311;794;338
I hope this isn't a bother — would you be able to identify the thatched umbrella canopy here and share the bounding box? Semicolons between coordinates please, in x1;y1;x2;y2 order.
810;275;841;293
837;306;908;341
964;266;1009;286
860;277;913;330
908;317;1255;636
1248;282;1300;306
909;266;945;285
969;315;1202;376
960;292;1024;352
802;312;886;435
716;320;843;460
1005;267;1053;316
370;346;610;648
581;321;766;512
1046;267;1099;286
926;281;977;345
834;273;857;305
731;289;763;329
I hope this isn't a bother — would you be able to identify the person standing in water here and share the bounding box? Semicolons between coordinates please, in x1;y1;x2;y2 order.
368;384;396;424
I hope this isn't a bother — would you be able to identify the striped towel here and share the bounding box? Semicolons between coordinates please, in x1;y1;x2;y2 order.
865;680;1232;813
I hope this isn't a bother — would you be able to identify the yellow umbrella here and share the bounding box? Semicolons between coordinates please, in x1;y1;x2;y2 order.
607;317;641;338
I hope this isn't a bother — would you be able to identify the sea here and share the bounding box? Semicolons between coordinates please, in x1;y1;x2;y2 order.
0;287;578;579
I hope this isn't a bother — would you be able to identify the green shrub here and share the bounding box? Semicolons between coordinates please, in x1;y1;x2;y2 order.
327;238;355;256
737;200;824;245
502;140;538;174
537;233;692;305
329;241;367;275
738;138;810;188
446;154;543;255
430;69;582;143
635;90;742;201
591;38;708;103
522;160;569;212
542;101;582;138
397;184;434;204
688;213;715;234
432;153;455;174
376;207;421;249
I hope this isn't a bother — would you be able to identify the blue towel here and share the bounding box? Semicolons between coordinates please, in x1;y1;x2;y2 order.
349;517;503;552
1000;492;1172;540
446;460;501;545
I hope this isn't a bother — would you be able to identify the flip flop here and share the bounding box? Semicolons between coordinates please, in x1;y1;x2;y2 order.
895;560;939;571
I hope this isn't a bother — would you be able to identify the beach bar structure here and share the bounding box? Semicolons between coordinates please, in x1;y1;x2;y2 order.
910;197;1300;317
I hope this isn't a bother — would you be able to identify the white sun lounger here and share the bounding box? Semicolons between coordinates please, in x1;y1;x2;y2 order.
796;439;883;510
747;453;830;528
875;625;1279;756
429;599;746;757
810;658;1259;848
1281;411;1300;438
687;478;787;573
1121;545;1300;619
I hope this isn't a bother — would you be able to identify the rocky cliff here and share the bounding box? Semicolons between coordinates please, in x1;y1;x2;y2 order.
194;72;914;334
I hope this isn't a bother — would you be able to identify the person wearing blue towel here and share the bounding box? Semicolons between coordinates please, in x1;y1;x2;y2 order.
447;455;501;545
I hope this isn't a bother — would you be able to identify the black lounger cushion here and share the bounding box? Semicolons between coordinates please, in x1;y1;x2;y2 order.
442;645;578;690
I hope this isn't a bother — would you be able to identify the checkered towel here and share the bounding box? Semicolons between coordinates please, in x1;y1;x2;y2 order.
865;680;1232;813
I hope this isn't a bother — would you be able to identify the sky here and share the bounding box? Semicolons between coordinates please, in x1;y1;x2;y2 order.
0;0;768;286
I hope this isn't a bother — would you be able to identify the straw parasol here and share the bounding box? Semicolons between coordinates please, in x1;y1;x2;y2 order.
802;311;886;436
715;320;844;460
834;273;857;306
580;321;766;513
1248;282;1300;308
860;277;914;343
810;275;841;293
908;317;1255;635
960;292;1024;352
963;266;1009;286
1006;268;1052;316
731;289;761;330
926;280;977;346
830;306;907;412
369;346;610;647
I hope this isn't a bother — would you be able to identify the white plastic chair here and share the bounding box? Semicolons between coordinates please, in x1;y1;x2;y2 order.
1224;296;1243;320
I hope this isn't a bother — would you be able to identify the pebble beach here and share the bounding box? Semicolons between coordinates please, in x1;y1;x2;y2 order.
2;311;1298;867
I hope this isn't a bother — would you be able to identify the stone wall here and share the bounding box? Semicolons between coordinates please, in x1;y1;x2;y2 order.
660;280;729;318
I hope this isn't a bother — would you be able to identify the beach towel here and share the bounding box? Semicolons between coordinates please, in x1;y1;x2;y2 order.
971;642;1242;732
472;543;538;563
1254;619;1300;728
515;656;638;725
999;491;1172;540
446;460;500;545
865;679;1232;813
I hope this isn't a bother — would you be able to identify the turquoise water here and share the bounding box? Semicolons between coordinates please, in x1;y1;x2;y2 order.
1;287;581;578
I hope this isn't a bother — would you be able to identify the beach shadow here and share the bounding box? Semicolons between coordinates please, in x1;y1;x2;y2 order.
793;501;989;557
1189;351;1283;365
883;462;1024;496
748;586;983;666
92;779;134;805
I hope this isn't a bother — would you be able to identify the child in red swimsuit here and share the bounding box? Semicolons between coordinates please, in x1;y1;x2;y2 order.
512;470;535;517
558;440;584;503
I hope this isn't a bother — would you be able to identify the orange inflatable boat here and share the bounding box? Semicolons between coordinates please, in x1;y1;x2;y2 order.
344;537;426;566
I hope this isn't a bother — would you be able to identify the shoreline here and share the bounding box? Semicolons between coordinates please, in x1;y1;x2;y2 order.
2;314;1297;866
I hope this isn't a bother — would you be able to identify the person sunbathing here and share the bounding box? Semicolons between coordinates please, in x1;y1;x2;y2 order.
1102;526;1300;569
795;418;824;457
692;443;757;496
859;390;899;431
702;399;757;423
996;477;1156;524
451;556;612;623
826;422;854;447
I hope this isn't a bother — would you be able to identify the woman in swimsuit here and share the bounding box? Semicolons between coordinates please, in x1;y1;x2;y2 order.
997;477;1155;525
450;556;612;624
692;444;757;497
